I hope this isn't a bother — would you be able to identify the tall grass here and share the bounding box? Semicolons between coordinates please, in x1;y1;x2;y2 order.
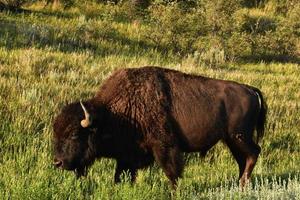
0;3;300;199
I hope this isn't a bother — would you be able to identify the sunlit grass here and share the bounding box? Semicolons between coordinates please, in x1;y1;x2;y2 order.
0;4;299;199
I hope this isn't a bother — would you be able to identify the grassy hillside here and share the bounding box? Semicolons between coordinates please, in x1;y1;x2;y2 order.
0;2;300;199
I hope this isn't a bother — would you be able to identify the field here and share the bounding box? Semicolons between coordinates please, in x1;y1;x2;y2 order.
0;2;300;199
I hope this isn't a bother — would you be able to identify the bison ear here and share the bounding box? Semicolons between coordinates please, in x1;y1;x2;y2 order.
80;101;92;128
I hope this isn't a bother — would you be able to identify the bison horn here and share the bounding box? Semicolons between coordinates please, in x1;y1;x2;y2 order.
80;101;92;128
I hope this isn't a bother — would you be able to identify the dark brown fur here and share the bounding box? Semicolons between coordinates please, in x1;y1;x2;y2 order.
53;66;267;187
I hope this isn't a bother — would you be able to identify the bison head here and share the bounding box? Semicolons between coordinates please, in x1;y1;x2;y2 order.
52;101;98;177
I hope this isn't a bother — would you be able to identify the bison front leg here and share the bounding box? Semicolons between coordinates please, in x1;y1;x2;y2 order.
114;161;137;183
152;144;183;189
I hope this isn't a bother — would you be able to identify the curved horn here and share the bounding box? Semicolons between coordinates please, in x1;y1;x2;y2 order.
80;100;92;128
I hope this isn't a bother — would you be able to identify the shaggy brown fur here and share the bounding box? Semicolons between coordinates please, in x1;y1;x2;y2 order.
53;66;267;187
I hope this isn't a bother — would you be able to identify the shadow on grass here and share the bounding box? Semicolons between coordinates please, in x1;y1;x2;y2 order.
0;4;77;18
0;11;169;59
0;4;28;13
25;8;79;20
239;55;300;65
1;9;298;64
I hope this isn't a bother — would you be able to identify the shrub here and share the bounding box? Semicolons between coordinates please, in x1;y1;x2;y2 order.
233;9;276;34
0;0;37;10
146;0;241;63
203;0;241;36
146;3;208;54
274;3;300;59
45;0;75;9
226;32;252;61
130;0;150;9
264;0;298;15
192;36;227;66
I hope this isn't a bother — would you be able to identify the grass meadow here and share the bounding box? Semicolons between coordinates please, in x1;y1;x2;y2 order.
0;3;300;199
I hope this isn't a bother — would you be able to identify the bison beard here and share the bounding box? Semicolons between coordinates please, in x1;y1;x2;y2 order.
53;66;267;189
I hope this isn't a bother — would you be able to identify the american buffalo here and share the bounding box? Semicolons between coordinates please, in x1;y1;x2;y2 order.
53;66;267;188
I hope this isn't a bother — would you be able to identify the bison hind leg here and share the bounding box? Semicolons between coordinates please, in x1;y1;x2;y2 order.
225;137;246;177
225;135;261;187
240;141;261;187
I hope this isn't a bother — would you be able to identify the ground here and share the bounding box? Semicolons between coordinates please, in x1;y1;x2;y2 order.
0;3;300;199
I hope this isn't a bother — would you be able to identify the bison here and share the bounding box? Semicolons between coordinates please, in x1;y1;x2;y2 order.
53;66;267;188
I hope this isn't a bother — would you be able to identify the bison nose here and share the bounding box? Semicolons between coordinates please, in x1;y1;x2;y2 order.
53;158;63;168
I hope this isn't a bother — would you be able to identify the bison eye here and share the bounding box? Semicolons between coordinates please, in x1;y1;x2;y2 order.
71;133;79;140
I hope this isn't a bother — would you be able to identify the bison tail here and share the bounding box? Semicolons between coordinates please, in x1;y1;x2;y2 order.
253;88;267;143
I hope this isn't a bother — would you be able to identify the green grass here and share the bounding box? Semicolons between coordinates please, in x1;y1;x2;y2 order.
0;3;300;199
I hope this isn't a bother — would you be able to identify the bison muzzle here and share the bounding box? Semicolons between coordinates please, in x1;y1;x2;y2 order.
53;66;267;188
